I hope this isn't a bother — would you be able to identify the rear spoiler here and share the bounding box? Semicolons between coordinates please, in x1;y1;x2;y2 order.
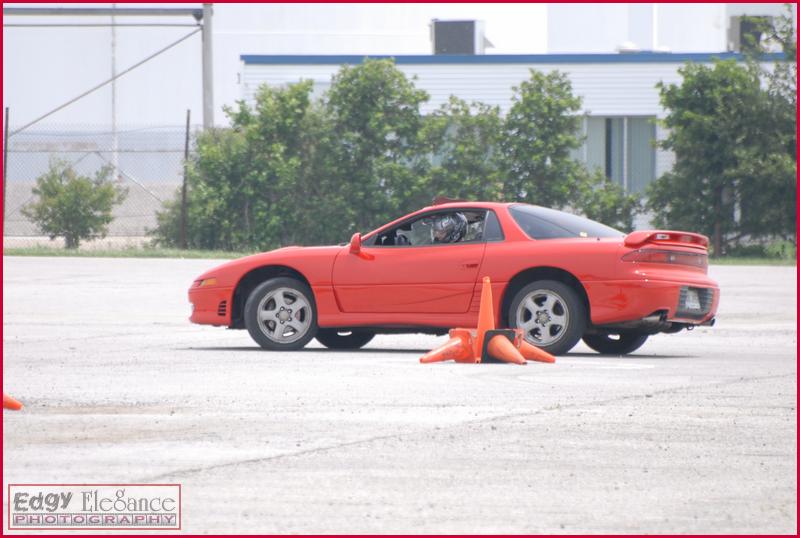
624;230;709;250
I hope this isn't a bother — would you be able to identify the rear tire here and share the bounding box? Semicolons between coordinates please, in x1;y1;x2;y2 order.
316;329;375;350
508;280;586;356
582;332;649;355
244;277;317;351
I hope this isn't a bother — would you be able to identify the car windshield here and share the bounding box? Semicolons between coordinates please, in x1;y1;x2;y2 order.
509;204;625;240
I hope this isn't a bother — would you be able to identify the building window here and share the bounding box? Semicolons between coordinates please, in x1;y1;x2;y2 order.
581;116;656;194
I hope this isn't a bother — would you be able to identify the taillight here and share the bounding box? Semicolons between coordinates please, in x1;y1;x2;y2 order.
622;249;708;269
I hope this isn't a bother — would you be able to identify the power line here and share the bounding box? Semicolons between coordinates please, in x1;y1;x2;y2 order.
10;27;202;137
5;23;201;28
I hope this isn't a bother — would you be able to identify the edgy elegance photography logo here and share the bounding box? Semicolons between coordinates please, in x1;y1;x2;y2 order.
8;484;181;530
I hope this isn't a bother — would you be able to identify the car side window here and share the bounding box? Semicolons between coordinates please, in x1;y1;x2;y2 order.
373;210;489;247
483;210;504;241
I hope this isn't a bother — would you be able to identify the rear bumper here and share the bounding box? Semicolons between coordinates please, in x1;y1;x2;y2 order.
584;278;719;326
188;286;233;326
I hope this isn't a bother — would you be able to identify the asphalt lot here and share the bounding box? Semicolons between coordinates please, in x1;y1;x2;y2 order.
2;256;796;534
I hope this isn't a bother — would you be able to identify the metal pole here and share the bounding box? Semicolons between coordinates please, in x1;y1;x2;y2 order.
4;7;203;17
5;23;201;28
180;109;191;249
111;4;119;182
202;3;214;129
3;107;9;236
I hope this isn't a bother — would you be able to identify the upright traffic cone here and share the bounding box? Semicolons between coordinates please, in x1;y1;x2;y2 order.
419;328;476;363
3;392;23;411
518;339;557;364
473;276;495;358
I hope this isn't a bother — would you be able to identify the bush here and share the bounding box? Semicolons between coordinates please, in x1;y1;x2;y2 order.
764;239;797;260
22;160;127;249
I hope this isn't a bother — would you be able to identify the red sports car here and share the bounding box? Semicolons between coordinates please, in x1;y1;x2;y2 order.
188;201;719;355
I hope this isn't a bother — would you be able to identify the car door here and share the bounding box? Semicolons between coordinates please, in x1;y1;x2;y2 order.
331;210;488;314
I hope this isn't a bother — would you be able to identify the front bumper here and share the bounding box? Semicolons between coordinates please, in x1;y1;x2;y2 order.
584;278;720;326
188;285;233;326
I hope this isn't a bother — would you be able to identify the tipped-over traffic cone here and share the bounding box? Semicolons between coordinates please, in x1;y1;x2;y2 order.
473;276;495;358
518;339;557;364
419;328;477;364
419;275;552;366
3;392;23;411
482;330;527;365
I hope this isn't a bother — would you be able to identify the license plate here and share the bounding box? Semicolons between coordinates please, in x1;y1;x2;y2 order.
684;289;701;310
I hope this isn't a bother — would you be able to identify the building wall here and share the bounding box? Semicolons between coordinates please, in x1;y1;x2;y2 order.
5;3;791;128
241;55;723;117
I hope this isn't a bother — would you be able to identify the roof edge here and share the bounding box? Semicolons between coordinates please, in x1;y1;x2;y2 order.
240;52;785;66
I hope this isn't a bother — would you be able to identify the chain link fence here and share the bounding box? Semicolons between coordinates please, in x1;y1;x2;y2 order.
3;123;195;249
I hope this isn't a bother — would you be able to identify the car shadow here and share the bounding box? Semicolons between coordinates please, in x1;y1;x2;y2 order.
565;352;694;359
178;346;431;354
178;347;692;359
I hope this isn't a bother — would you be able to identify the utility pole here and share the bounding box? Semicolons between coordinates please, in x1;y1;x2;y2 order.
202;3;214;129
180;109;191;249
3;107;9;236
111;4;119;182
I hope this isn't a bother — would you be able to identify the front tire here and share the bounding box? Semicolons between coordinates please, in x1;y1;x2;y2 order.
316;329;375;350
582;332;649;355
508;280;586;356
244;277;317;351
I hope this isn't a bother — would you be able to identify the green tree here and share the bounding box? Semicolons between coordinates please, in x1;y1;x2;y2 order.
648;28;796;256
153;81;320;250
501;70;584;208
737;7;797;244
22;160;127;249
226;79;319;248
420;96;504;202
323;59;430;233
577;170;641;232
646;60;765;255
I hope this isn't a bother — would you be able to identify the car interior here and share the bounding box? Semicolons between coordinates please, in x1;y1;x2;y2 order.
373;210;487;246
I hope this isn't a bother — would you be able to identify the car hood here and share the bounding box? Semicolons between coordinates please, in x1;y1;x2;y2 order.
193;245;342;283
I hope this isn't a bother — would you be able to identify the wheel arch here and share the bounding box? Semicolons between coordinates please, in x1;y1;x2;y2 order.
500;266;591;326
230;265;313;329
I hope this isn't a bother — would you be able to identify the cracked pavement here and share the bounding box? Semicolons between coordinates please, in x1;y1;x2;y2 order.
3;257;796;533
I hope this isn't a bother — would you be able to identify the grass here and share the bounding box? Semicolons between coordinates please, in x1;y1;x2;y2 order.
3;246;796;265
707;256;796;266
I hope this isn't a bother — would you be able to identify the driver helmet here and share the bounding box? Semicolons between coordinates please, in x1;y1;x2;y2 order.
432;212;468;243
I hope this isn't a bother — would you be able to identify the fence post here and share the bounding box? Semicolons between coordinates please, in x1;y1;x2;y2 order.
3;107;9;237
180;109;191;249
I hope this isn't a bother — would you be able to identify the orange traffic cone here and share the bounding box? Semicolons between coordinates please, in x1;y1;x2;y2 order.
473;276;495;358
3;392;23;411
419;328;477;363
419;275;553;366
518;339;556;364
481;330;527;365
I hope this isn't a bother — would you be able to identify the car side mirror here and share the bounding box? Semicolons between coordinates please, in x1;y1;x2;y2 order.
349;232;374;260
349;232;362;255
